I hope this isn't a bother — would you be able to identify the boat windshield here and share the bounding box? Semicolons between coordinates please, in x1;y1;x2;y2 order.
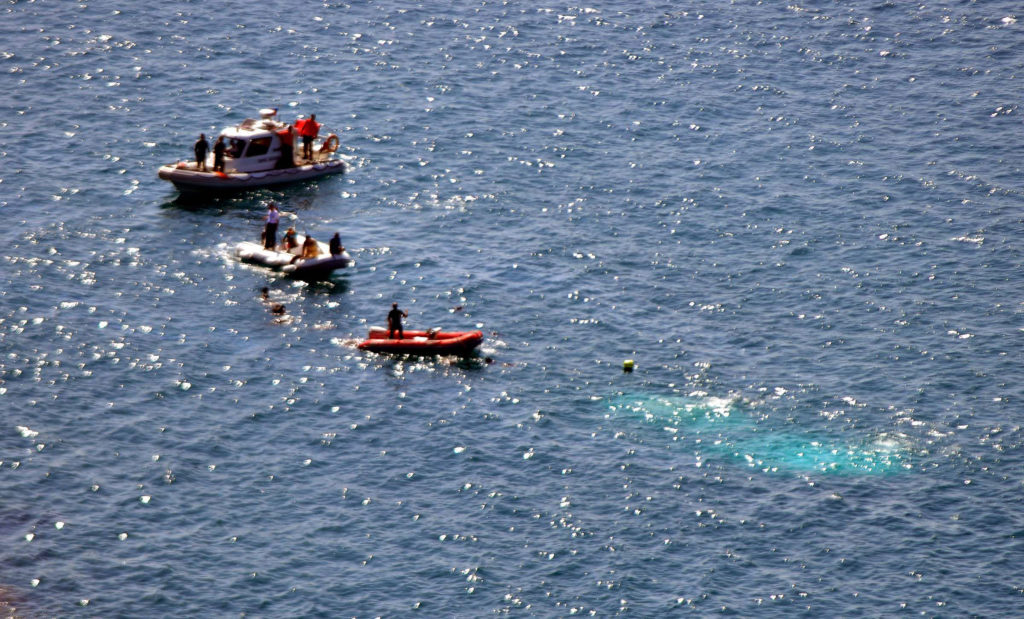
226;138;246;158
244;137;273;158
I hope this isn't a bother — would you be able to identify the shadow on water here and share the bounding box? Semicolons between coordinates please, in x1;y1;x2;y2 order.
158;194;264;216
363;350;491;371
606;392;914;475
157;181;329;211
450;354;491;370
159;191;269;212
157;170;344;209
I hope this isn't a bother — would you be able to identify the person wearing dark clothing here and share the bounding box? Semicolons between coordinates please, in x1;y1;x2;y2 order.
194;134;209;171
264;203;280;250
387;303;408;339
276;126;294;169
213;136;226;172
329;232;343;256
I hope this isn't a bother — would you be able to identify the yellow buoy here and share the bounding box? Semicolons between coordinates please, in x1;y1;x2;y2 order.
623;359;634;372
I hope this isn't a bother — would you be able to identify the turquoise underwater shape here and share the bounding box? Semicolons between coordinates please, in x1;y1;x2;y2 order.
606;393;911;475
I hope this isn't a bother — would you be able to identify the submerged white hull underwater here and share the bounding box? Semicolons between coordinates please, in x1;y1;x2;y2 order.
235;235;353;281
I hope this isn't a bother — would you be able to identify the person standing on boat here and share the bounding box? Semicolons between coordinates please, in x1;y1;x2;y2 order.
298;114;320;161
193;133;209;171
264;203;280;250
329;232;343;256
213;136;226;172
387;303;408;340
276;125;295;169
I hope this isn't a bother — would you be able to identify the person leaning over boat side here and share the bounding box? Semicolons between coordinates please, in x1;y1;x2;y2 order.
387;303;408;340
213;136;226;172
298;114;320;161
282;227;298;251
264;203;280;250
193;133;209;171
329;232;343;256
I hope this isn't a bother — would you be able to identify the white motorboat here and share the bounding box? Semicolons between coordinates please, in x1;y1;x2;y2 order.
158;109;345;197
235;233;353;281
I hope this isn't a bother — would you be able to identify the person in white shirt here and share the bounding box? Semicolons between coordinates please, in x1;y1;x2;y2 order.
264;203;280;249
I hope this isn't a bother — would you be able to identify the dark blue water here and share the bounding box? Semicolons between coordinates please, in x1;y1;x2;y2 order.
2;1;1022;615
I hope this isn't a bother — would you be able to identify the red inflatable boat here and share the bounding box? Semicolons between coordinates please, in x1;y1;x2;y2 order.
357;327;483;356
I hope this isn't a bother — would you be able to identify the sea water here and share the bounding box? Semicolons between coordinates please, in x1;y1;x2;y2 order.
1;1;1022;615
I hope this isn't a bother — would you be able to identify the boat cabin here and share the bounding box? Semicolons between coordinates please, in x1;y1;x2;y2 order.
159;108;343;195
214;108;295;173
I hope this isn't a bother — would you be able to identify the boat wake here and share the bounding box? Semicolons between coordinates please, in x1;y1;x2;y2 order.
605;393;912;475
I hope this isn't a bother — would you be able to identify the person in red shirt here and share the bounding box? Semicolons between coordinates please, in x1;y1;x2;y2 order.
297;114;320;161
276;126;294;168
